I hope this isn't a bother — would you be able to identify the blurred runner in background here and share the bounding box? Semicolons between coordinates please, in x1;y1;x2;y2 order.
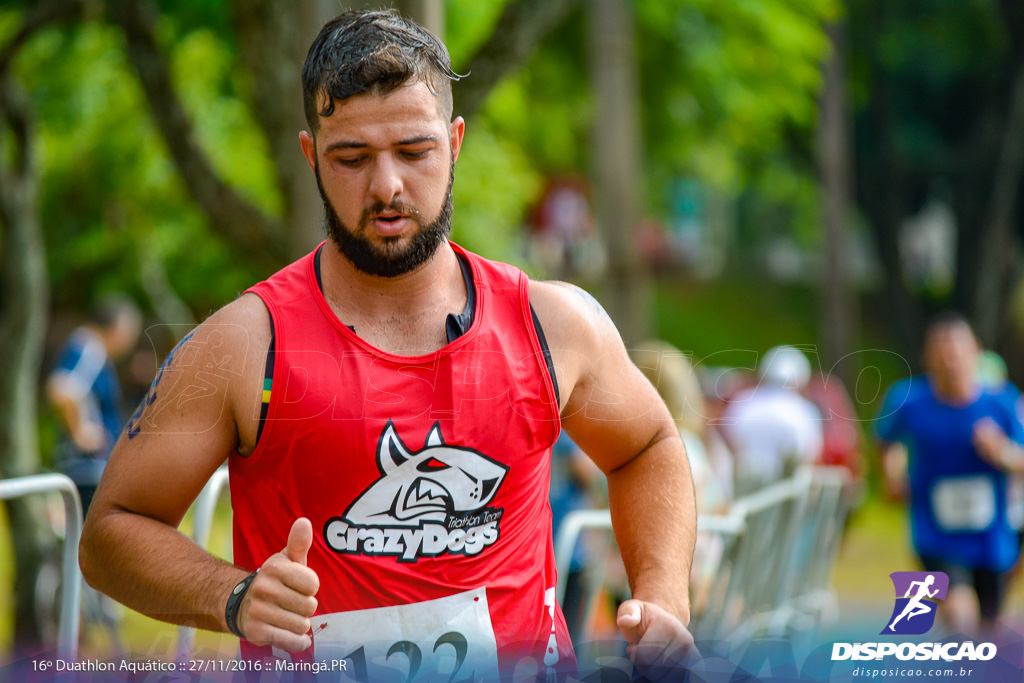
876;312;1024;635
45;295;140;653
46;296;141;514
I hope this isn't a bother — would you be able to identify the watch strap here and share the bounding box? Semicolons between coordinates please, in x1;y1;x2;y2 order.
225;570;258;639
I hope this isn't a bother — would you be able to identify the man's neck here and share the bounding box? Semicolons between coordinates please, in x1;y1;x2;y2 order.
318;239;467;338
930;376;978;405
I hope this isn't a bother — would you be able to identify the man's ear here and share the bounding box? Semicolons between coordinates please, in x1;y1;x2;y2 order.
299;131;317;173
449;116;465;164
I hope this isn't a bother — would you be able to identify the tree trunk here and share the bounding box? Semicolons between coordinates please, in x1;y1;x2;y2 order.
969;4;1024;346
817;18;858;384
393;0;444;39
857;0;921;360
230;0;325;258
587;0;649;345
108;0;290;271
0;78;55;652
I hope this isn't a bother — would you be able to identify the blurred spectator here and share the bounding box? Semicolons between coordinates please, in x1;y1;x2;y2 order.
876;312;1024;634
802;372;863;479
526;176;605;278
549;431;603;644
721;345;823;496
630;341;730;513
46;296;141;514
630;341;733;615
977;349;1009;391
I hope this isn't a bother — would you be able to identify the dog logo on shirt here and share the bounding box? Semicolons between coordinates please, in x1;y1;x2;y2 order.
323;420;508;562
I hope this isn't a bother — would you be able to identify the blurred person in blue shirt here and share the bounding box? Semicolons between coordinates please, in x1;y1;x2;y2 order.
876;312;1024;635
47;297;141;514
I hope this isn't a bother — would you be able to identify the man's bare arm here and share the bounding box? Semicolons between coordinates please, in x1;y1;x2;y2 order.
879;440;908;500
79;295;318;651
530;280;697;668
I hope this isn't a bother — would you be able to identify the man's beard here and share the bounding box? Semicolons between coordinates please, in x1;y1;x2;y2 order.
315;163;454;278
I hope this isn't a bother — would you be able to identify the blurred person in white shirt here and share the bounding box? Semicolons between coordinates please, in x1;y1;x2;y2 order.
721;345;823;496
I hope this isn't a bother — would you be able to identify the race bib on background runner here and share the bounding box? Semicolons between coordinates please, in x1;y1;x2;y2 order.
931;475;996;531
312;587;500;683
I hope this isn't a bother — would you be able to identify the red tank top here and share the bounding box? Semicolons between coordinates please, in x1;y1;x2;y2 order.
231;242;572;673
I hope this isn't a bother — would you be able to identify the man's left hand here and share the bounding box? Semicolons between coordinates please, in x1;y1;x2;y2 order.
616;599;696;679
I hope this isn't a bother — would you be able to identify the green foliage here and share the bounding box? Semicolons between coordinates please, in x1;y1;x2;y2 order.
12;16;277;316
170;26;281;217
636;0;836;247
451;120;540;266
849;0;1012;179
469;0;836;257
445;0;509;67
4;0;839;316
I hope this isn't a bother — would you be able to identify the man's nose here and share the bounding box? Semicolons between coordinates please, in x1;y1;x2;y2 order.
368;154;403;204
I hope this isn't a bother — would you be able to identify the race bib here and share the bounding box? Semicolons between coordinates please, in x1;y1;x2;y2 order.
931;475;996;532
311;587;499;683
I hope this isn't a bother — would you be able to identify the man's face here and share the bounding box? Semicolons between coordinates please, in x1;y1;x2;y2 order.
300;81;464;277
923;323;979;388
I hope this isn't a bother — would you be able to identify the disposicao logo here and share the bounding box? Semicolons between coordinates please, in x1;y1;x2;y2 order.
882;571;948;635
831;570;998;663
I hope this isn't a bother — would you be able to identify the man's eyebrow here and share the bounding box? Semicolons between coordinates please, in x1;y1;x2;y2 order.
396;135;439;146
323;135;440;154
323;140;369;153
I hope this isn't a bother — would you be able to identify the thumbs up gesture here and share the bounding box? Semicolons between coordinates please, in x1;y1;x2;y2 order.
238;518;321;652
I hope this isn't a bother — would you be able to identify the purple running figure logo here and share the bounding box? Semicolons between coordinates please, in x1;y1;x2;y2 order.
882;572;949;635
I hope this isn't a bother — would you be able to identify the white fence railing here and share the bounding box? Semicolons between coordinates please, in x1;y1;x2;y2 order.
554;466;853;648
0;474;83;661
177;466;231;657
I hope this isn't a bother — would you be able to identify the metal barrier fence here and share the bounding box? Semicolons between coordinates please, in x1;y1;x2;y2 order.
177;466;231;657
0;474;83;661
554;466;852;647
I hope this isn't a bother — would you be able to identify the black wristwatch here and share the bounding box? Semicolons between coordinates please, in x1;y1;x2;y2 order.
225;571;258;639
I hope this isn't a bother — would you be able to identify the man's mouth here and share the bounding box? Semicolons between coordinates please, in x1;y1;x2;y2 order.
370;213;411;235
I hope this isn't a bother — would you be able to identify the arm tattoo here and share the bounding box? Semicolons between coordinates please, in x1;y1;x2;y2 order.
571;286;612;322
126;331;195;439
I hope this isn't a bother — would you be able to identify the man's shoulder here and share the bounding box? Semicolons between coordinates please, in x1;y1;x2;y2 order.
164;295;271;380
884;376;931;410
198;294;271;340
527;279;618;352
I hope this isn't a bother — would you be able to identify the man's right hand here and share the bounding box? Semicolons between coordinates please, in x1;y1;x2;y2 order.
237;518;320;651
881;443;908;501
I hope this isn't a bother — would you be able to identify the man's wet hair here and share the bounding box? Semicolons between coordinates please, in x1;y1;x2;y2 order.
301;9;462;133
